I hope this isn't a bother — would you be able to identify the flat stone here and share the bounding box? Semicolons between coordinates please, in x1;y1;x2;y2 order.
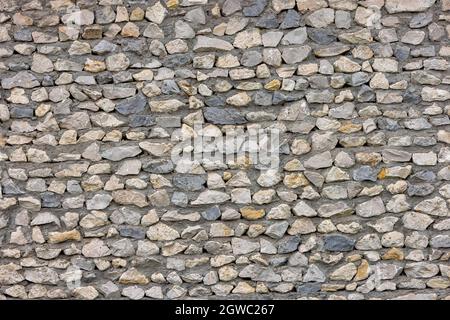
203;107;247;125
324;235;355;251
304;152;333;169
281;27;307;45
192;190;230;205
194;36;233;52
282;46;311;64
356;197;386;217
101;146;141;161
385;0;436;13
115;94;147;115
147;223;179;241
1;71;40;89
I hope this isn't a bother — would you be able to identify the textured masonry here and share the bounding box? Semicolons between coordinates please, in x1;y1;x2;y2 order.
0;0;450;300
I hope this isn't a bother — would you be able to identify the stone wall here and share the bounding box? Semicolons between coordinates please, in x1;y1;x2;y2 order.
0;0;450;300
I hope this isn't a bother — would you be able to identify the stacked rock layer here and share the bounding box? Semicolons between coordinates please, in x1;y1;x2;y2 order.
1;0;450;300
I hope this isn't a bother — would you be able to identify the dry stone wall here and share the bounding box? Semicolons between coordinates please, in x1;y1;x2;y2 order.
0;0;450;300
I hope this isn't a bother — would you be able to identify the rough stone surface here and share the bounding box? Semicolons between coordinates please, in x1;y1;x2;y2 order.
0;0;448;302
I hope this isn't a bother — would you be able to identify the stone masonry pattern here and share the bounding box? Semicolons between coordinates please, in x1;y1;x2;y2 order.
0;0;450;301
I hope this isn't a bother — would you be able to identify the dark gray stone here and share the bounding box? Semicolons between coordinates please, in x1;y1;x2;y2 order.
42;75;54;87
71;257;95;271
273;92;303;105
241;51;263;67
377;118;401;131
155;116;181;128
13;28;32;42
112;71;132;84
93;40;118;54
120;38;147;54
1;71;39;89
357;85;375;102
411;170;436;182
394;45;410;61
8;62;29;71
403;88;421;104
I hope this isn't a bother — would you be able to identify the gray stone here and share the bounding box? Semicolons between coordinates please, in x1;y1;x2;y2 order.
324;235;355;251
102;146;142;161
173;175;205;191
1;71;39;89
203;107;247;125
353;166;378;182
243;0;268;17
115;94;147;115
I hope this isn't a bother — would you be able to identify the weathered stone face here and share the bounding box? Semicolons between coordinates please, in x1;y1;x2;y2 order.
0;0;448;302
